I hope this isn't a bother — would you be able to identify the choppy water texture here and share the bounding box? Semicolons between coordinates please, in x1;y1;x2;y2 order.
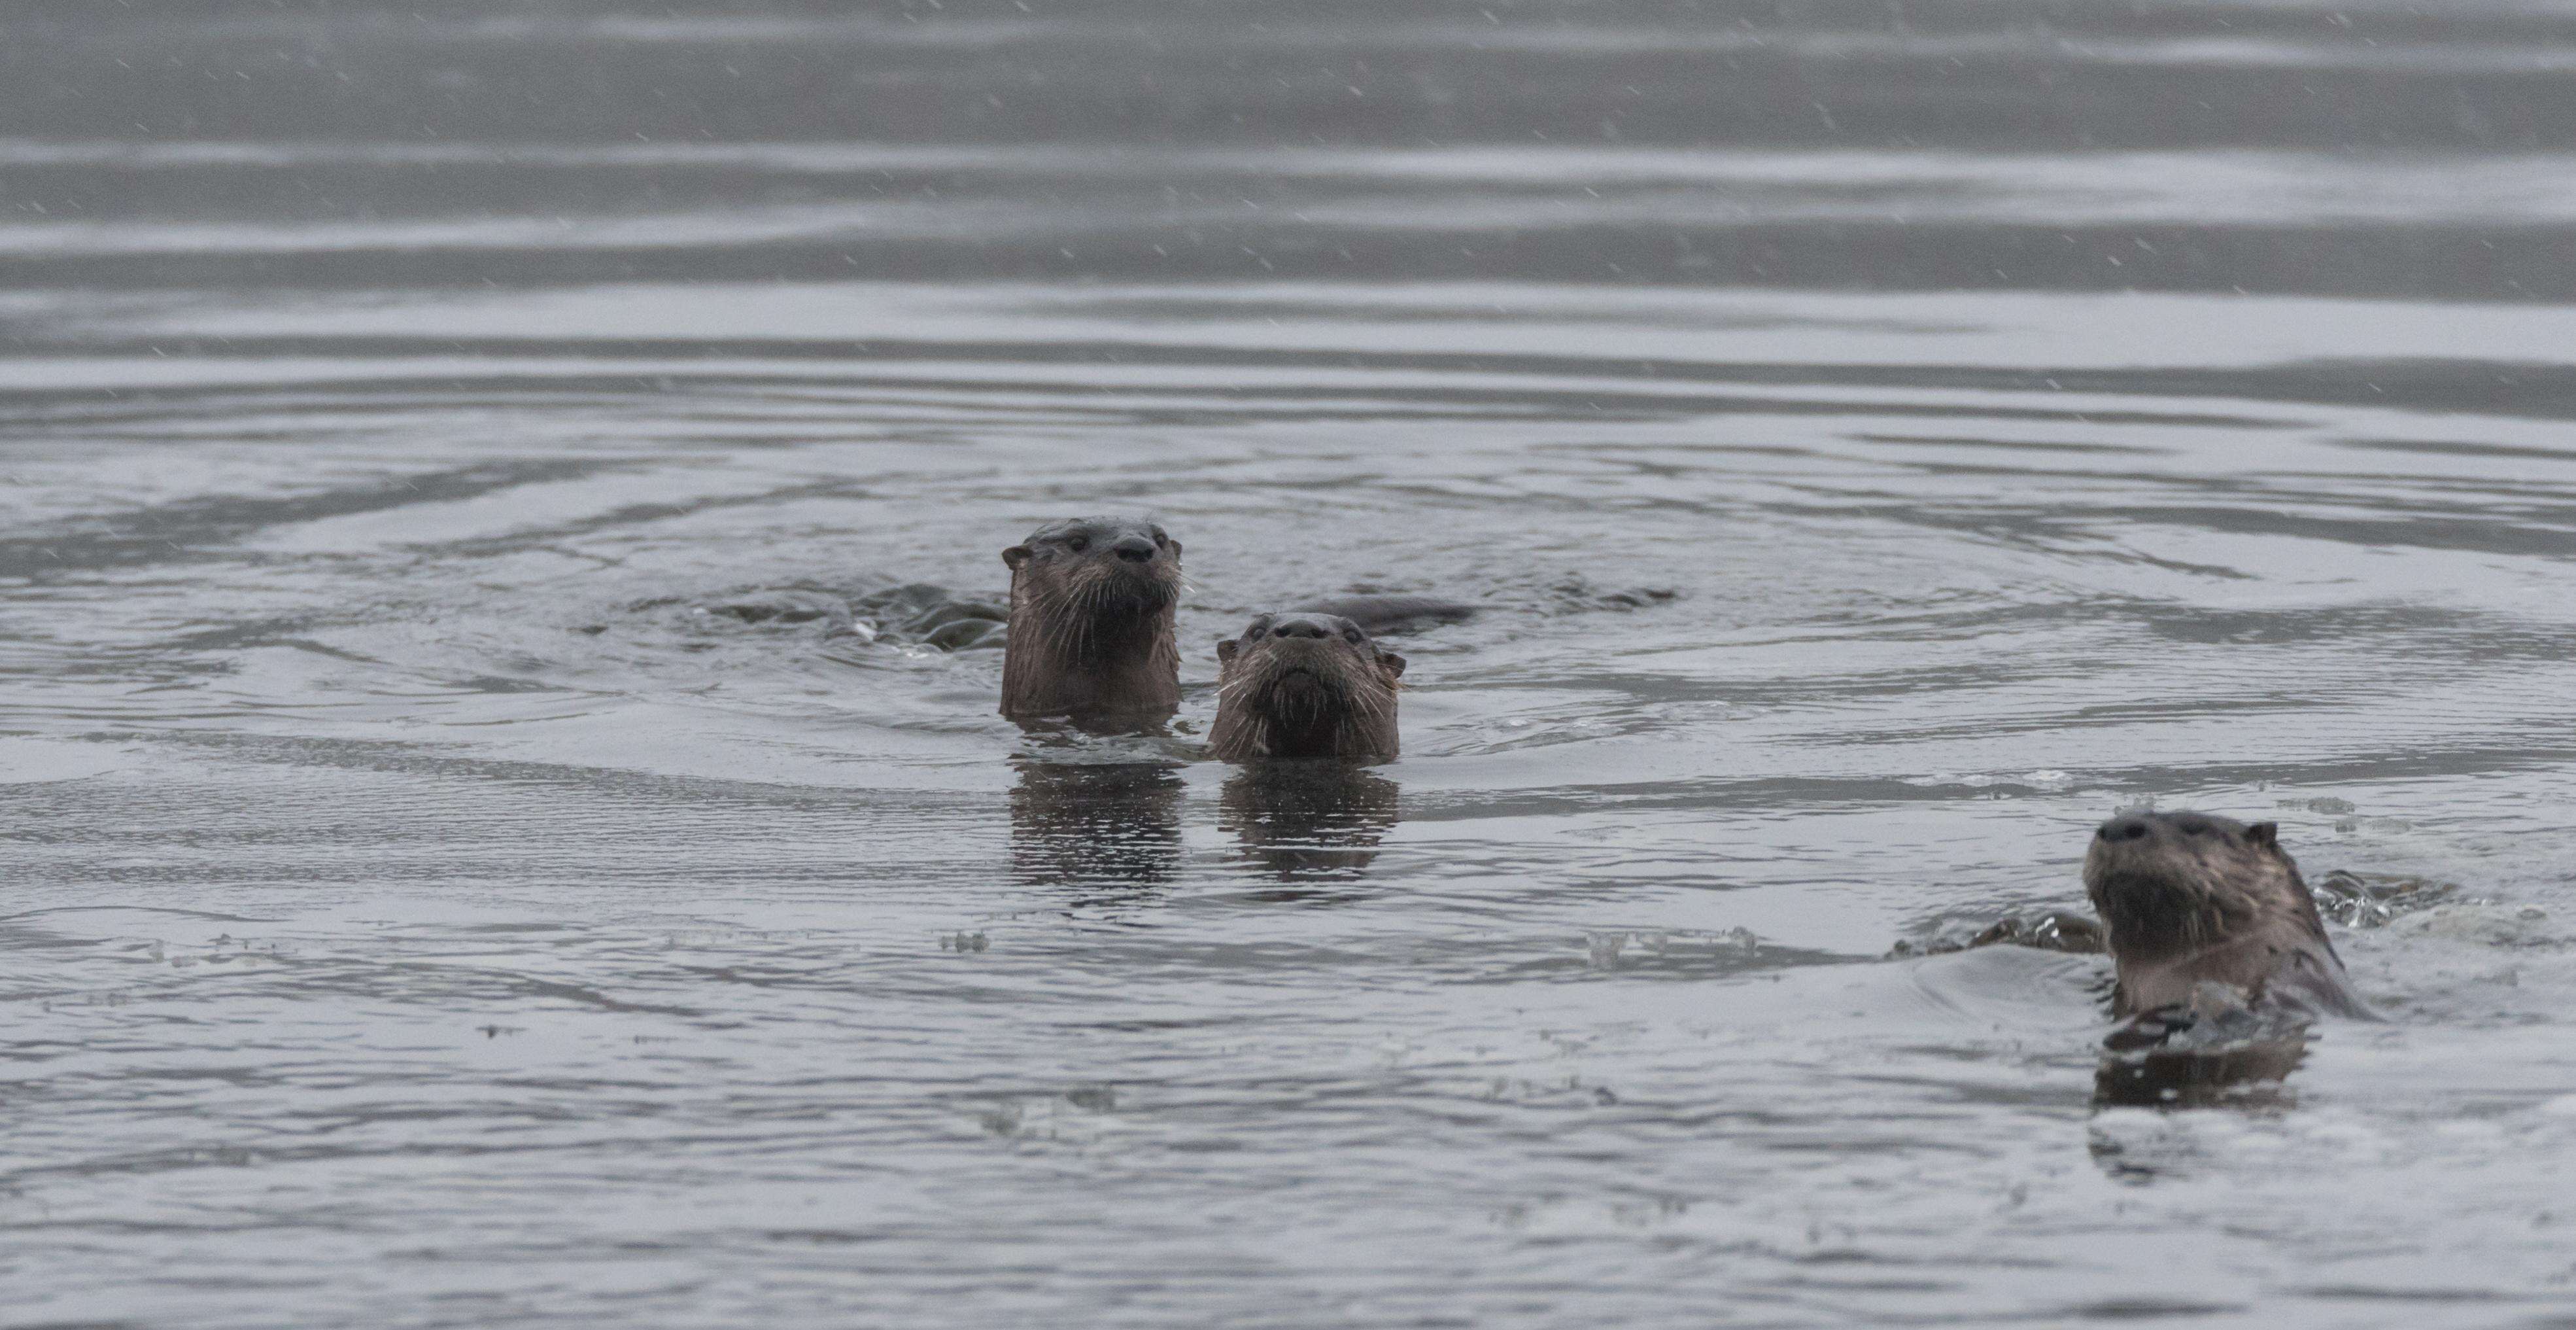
10;3;2576;1325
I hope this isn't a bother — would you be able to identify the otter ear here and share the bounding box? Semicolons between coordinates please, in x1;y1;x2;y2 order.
1002;545;1031;572
1377;650;1406;678
1216;637;1238;666
2246;822;2278;848
1167;537;1183;561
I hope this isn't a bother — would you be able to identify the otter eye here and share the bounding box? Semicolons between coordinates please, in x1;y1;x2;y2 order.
1246;623;1267;640
1344;628;1364;644
1151;529;1168;546
1065;535;1089;553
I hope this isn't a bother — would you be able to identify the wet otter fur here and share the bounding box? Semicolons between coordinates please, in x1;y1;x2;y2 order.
999;516;1184;722
1209;612;1405;762
2082;810;2374;1020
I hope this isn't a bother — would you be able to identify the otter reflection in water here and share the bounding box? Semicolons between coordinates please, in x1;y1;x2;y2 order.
2092;981;2312;1110
2082;810;2373;1109
1219;765;1401;881
1008;760;1184;891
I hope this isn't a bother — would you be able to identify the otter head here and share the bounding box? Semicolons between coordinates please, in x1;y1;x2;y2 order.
1209;612;1405;762
2084;810;2372;1025
2083;811;2304;967
998;516;1184;722
1002;516;1182;625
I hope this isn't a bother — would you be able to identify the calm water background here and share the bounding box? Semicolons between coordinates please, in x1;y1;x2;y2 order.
9;2;2576;1325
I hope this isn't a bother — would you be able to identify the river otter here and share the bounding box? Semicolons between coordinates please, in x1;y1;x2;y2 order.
2082;811;2374;1020
999;516;1184;722
1209;612;1405;762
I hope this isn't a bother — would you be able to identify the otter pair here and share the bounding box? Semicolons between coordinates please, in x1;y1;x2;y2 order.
997;516;1407;761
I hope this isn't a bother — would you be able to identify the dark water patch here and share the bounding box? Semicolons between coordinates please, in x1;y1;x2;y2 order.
0;347;2321;446
15;1;2576;154
1791;489;2576;560
2132;603;2576;652
30;337;2575;427
2333;436;2576;462
1;731;1006;820
417;480;902;561
0;459;623;581
14;223;2576;300
1851;433;2169;457
2086;503;2576;559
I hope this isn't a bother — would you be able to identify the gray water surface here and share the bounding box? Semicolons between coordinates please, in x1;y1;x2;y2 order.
9;3;2576;1326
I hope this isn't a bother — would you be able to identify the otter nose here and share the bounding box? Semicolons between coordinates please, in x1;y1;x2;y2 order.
2097;817;2151;843
1111;535;1156;562
1272;620;1331;639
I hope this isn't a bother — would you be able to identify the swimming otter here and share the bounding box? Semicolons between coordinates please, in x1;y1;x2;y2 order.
1209;612;1405;762
2082;811;2374;1020
999;516;1184;722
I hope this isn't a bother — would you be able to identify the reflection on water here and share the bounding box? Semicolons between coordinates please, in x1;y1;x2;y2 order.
2091;979;2327;1111
1219;764;1402;884
2093;1036;2310;1115
1008;760;1185;891
11;1;2576;1326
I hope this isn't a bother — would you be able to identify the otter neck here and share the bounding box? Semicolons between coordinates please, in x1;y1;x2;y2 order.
1209;674;1398;762
1262;707;1348;759
2093;877;2244;968
999;582;1179;722
2089;861;2314;970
